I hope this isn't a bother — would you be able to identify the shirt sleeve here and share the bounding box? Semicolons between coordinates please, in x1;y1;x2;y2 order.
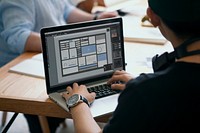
0;0;35;54
103;79;149;133
63;0;76;21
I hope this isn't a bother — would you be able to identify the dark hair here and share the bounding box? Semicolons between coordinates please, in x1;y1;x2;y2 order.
148;0;200;38
161;18;200;38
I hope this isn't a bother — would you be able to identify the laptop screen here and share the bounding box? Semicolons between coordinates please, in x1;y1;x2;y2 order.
41;18;125;93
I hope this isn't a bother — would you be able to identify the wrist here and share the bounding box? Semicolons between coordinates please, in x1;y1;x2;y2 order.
70;102;89;115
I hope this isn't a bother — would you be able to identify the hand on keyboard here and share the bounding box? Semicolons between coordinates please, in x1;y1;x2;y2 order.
107;70;133;91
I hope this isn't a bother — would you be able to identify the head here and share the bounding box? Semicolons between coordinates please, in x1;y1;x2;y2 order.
147;0;200;41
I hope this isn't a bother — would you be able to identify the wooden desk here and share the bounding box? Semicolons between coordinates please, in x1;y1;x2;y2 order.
0;52;111;122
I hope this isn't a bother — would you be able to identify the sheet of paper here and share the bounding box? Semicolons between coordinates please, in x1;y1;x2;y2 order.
31;53;43;61
104;0;141;12
9;53;45;78
122;16;167;45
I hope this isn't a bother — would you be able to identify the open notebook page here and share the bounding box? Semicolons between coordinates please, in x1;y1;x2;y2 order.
9;53;45;78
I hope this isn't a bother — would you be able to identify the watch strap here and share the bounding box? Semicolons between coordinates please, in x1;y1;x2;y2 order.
80;95;90;107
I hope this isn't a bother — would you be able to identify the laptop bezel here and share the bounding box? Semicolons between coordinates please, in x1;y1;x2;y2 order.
40;17;125;94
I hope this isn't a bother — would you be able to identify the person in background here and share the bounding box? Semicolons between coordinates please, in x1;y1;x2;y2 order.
62;0;200;132
69;0;105;13
0;0;117;132
0;0;117;67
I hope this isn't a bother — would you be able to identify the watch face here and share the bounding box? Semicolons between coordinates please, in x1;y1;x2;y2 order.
67;94;80;107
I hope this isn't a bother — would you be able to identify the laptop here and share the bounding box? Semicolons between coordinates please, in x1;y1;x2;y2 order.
40;17;125;117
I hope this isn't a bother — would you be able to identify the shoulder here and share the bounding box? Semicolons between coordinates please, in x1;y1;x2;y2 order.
0;0;34;13
0;0;34;7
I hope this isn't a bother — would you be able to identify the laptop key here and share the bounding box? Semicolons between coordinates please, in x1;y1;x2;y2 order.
87;84;120;99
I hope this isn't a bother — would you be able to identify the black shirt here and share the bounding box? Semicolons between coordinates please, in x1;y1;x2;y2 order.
103;62;200;133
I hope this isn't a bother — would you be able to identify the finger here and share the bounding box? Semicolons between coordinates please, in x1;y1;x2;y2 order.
73;82;79;87
89;92;96;103
90;92;96;100
80;84;87;91
112;70;121;75
111;84;125;91
114;70;126;75
66;86;72;93
107;74;125;84
73;82;79;90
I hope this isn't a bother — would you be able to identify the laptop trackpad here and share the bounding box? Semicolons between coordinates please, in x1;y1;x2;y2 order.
90;94;119;117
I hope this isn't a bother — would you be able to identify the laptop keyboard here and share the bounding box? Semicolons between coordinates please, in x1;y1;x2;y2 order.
87;84;120;99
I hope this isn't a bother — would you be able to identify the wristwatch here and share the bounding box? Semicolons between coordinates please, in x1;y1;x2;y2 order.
66;94;90;111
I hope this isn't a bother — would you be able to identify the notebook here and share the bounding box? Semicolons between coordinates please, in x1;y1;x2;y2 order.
40;17;125;117
9;53;44;78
